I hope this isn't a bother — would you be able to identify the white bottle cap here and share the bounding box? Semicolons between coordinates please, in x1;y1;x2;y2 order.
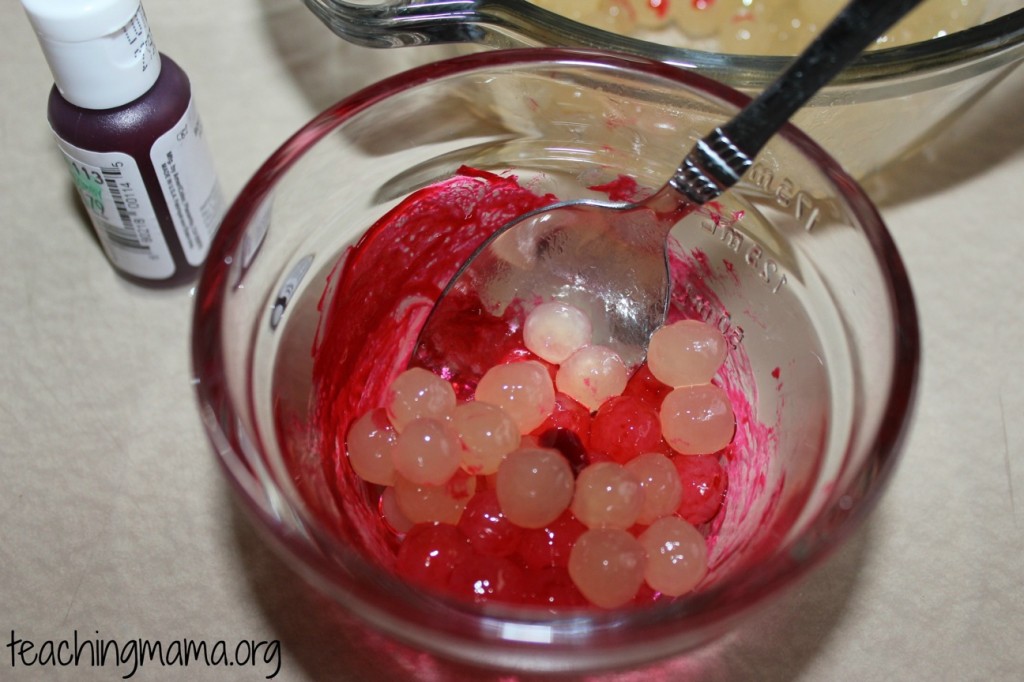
21;0;161;110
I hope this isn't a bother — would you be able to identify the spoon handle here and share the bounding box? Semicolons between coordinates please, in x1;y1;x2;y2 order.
672;0;925;204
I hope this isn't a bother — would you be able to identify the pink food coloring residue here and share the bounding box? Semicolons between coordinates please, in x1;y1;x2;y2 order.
307;167;782;608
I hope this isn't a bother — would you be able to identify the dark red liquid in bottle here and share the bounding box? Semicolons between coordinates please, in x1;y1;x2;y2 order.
48;55;213;287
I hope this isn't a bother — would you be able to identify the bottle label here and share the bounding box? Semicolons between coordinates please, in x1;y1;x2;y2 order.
55;141;176;279
151;97;226;267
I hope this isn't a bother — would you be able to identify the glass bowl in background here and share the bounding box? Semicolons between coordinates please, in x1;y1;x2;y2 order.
191;49;919;672
303;0;1024;179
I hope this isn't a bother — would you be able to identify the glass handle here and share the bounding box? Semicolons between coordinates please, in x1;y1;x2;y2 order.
302;0;625;50
302;0;485;48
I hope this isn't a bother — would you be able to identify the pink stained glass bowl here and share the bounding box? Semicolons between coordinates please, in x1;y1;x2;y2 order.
191;48;919;672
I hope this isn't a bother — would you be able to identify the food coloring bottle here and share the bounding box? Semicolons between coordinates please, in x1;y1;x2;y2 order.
21;0;225;286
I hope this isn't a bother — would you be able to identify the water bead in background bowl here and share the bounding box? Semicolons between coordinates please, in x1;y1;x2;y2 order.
532;0;988;53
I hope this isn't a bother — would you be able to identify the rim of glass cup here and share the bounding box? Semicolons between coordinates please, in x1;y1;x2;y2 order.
303;0;1024;89
192;48;921;666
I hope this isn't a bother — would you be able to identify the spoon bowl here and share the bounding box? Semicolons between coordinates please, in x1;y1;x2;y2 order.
414;0;924;378
414;192;682;375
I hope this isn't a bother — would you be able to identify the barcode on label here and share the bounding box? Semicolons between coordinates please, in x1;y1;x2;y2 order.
100;165;149;252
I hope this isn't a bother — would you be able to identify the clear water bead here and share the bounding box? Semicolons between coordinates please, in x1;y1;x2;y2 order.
555;345;628;412
571;462;644;529
451;401;521;475
379;485;414;534
387;367;457;432
672;0;740;38
647;319;727;387
567;528;646;608
393;471;477;525
346;408;398;485
496;447;575;529
393;417;461;485
531;0;637;34
638;516;708;596
660;384;736;455
523;301;592;364
475;360;556;434
624;452;684;525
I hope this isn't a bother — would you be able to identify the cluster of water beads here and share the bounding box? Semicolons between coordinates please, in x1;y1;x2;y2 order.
346;301;735;608
530;0;984;55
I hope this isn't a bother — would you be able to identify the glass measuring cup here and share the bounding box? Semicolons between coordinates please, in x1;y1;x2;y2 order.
192;49;918;672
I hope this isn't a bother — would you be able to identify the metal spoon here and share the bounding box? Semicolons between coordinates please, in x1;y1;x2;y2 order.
414;0;923;379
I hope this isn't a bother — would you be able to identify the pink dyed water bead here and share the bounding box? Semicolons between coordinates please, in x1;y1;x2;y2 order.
589;395;663;463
